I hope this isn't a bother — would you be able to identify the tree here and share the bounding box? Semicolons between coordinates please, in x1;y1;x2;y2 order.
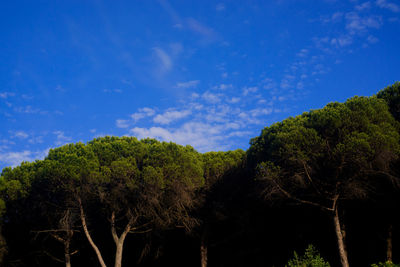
377;82;400;122
376;82;400;262
45;137;204;267
198;150;245;267
0;162;38;266
286;244;331;267
32;159;82;267
248;96;400;267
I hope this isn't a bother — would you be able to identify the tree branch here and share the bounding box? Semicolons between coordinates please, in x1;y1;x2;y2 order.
302;161;322;195
270;177;333;212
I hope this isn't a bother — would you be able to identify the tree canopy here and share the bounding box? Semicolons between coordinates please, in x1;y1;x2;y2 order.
1;83;400;267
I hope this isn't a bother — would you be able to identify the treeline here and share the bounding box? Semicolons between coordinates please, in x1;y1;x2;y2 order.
0;82;399;267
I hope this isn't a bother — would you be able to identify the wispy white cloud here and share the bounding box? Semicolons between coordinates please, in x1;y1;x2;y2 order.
0;149;49;167
158;0;182;26
367;35;379;43
355;1;372;11
153;109;191;124
103;88;123;93
242;86;258;96
202;91;222;103
131;107;156;122
187;18;218;42
158;0;219;43
116;119;130;128
297;81;305;90
216;3;226;11
12;131;29;139
0;92;15;99
376;0;400;12
175;80;200;88
228;97;241;104
14;105;47;115
0;139;15;151
249;107;273;117
21;94;33;100
153;47;173;72
130;122;229;152
118;81;287;152
55;85;66;92
280;75;295;89
28;135;44;144
53;131;72;146
331;35;353;47
116;107;156;128
321;12;344;23
313;2;388;53
213;83;233;90
263;78;278;90
345;12;382;34
296;49;309;57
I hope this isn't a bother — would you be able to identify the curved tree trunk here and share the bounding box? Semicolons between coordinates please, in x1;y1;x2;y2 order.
333;207;349;267
78;198;107;267
387;223;393;262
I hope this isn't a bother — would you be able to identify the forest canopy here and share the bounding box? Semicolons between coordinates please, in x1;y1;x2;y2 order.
1;82;400;267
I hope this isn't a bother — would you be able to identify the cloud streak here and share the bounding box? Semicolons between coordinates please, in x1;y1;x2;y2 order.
153;47;173;72
175;80;200;88
153;109;192;125
0;149;49;167
115;79;289;152
376;0;400;12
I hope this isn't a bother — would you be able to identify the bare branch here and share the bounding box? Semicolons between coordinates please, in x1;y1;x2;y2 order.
302;161;322;195
270;177;333;212
43;250;64;263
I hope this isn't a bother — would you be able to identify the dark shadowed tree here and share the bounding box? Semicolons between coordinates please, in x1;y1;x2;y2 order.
377;82;400;262
198;150;245;267
0;161;50;266
377;82;400;122
248;96;400;267
31;159;82;267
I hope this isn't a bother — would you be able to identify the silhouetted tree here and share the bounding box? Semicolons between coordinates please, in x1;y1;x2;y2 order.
249;96;400;267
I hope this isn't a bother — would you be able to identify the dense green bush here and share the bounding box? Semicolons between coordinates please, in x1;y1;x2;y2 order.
285;245;330;267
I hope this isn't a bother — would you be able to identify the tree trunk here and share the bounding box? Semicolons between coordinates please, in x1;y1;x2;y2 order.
333;207;349;267
50;232;73;267
114;242;123;267
64;238;71;267
0;226;7;267
78;198;107;267
111;211;133;267
387;224;393;262
200;227;208;267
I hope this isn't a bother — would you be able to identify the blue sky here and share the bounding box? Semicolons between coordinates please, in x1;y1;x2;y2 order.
1;0;400;170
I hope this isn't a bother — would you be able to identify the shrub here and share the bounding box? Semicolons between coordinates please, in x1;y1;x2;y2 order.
371;262;400;267
285;245;330;267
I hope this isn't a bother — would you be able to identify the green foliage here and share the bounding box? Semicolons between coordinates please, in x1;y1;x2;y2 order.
250;96;400;201
371;262;400;267
202;149;245;188
1;83;400;266
377;81;400;122
286;245;330;267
